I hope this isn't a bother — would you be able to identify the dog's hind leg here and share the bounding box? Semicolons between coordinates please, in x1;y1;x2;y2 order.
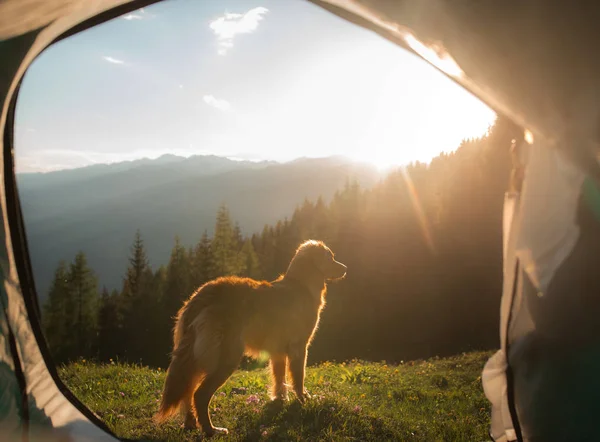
181;393;197;430
269;354;288;401
194;337;243;437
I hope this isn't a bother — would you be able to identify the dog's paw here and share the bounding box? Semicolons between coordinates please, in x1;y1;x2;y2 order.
204;426;229;437
271;390;289;402
183;416;199;430
297;389;311;404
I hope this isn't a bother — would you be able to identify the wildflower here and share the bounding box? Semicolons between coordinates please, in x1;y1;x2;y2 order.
246;394;260;404
330;407;335;412
219;391;226;397
262;430;268;437
119;392;125;397
360;393;366;398
353;405;362;413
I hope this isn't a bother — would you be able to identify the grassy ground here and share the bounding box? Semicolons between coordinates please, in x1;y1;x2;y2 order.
60;351;493;441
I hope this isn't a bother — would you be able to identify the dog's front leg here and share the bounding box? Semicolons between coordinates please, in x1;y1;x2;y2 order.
270;354;288;401
287;344;310;403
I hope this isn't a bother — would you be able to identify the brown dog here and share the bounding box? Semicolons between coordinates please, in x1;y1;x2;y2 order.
154;239;347;436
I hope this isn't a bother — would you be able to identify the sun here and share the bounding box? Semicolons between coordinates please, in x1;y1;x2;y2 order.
344;45;497;169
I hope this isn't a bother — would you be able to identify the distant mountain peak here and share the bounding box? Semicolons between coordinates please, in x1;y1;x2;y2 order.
153;153;186;163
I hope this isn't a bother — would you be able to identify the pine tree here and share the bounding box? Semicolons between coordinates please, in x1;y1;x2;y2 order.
272;220;290;276
67;252;98;359
131;265;163;365
118;230;156;362
233;221;244;251
97;286;120;362
212;204;242;276
258;224;276;279
155;237;192;364
42;261;70;363
240;238;261;280
191;230;213;288
150;264;170;366
124;229;150;299
163;236;191;317
153;265;167;300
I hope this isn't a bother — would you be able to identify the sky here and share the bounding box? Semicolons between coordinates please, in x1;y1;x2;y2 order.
14;0;496;173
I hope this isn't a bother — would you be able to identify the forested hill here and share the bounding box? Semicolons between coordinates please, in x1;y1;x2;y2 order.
39;118;518;367
17;154;380;298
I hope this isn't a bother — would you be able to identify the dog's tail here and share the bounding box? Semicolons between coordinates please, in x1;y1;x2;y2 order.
153;319;200;423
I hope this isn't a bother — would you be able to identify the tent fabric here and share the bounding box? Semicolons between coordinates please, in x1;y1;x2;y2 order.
1;1;600;441
483;131;600;442
482;138;587;441
0;276;25;440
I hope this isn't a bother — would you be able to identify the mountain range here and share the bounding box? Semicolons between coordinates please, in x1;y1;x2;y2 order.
17;154;382;300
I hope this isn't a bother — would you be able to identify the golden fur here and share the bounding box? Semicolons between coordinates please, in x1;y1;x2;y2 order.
154;239;347;436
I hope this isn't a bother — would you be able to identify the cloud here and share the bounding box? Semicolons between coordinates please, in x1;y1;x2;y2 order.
209;7;268;55
103;56;125;65
203;95;231;112
123;13;143;20
122;7;153;21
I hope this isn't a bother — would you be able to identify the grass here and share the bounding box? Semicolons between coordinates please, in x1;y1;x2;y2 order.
60;351;493;441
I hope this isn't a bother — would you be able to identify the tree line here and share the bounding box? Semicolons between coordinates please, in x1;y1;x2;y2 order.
41;117;518;367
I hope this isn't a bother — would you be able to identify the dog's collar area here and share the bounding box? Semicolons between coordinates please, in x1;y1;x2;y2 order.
281;275;324;299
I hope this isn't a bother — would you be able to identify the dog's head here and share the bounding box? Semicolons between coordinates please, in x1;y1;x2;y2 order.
287;240;347;282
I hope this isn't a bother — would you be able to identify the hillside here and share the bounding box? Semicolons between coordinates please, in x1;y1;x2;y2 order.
17;155;380;298
60;351;492;441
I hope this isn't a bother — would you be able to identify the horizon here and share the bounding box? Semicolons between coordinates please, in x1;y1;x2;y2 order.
14;150;442;176
14;0;496;174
